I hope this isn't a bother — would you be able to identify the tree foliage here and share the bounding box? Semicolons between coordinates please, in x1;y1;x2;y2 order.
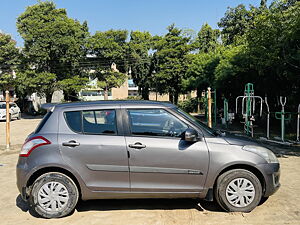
15;70;56;102
16;1;89;102
87;30;128;100
218;4;254;45
88;29;128;72
0;33;19;90
95;70;127;100
195;23;220;53
0;0;298;111
187;0;299;110
153;24;191;104
127;31;153;99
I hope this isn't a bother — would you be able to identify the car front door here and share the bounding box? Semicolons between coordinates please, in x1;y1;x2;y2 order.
124;108;209;193
59;106;130;192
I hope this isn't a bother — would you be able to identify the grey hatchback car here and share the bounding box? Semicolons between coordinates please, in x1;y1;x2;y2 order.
16;101;280;218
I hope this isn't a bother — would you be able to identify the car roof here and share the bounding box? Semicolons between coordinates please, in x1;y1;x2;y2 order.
42;100;176;111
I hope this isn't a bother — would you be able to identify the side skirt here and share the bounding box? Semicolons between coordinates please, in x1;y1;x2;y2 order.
81;191;202;200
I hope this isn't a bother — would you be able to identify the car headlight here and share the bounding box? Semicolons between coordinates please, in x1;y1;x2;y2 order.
242;145;278;163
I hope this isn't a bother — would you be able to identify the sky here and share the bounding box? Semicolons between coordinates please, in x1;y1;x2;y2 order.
1;0;261;46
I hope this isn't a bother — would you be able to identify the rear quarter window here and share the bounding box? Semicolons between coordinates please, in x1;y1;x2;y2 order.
35;111;52;133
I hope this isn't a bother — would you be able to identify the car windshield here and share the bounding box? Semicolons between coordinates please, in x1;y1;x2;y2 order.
0;104;6;109
175;108;217;136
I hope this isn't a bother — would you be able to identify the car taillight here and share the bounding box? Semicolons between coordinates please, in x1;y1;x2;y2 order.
20;136;51;157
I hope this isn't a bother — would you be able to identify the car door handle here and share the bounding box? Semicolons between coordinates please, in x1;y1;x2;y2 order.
62;140;80;147
128;142;146;149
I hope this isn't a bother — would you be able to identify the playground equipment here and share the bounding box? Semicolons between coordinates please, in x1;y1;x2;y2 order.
236;83;263;137
297;104;300;142
274;97;292;142
261;97;298;145
223;97;229;128
222;98;234;128
264;96;270;139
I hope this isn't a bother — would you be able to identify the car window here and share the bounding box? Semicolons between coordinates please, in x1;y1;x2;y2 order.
35;111;53;133
128;109;188;137
64;111;82;133
176;108;216;136
82;110;116;134
0;104;6;109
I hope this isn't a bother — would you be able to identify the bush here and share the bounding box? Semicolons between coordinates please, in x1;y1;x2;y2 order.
126;96;143;100
178;98;199;113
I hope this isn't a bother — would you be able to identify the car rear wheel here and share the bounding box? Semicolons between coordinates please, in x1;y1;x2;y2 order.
214;169;262;212
29;172;79;218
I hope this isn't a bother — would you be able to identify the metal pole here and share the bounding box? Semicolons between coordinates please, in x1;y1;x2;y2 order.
224;98;228;128
297;104;300;142
207;87;212;128
265;97;270;139
205;91;208;123
280;97;286;142
214;89;217;127
246;85;251;135
5;90;10;150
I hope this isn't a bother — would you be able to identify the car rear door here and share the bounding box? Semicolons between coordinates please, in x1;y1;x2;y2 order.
58;105;130;192
123;107;209;193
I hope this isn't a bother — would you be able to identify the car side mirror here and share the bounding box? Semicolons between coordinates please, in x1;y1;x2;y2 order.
184;128;199;142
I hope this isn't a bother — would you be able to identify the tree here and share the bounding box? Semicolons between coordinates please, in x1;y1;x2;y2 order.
17;1;89;102
260;0;267;8
15;70;56;108
185;49;221;94
195;23;220;53
153;24;191;104
87;30;128;100
0;33;19;91
218;4;253;45
87;29;128;72
58;76;89;101
245;1;300;107
93;69;127;100
127;31;153;99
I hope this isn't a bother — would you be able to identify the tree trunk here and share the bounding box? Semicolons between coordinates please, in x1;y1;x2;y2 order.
45;92;53;103
104;87;108;100
169;92;174;103
174;92;179;105
141;87;149;100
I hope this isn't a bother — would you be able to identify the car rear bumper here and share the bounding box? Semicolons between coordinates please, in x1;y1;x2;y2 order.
16;158;30;200
257;163;280;197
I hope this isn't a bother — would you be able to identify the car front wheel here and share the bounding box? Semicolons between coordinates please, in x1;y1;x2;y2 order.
215;169;262;212
29;172;79;218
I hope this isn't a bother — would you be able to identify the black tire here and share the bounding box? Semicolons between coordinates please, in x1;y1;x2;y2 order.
17;112;21;120
29;172;79;218
214;169;262;212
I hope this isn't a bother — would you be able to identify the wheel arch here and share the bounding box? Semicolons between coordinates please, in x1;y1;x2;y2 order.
212;164;266;195
26;166;82;198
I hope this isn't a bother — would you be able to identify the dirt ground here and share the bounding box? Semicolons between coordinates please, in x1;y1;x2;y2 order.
0;118;299;225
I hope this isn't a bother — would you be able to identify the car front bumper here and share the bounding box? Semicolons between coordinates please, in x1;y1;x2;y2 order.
257;163;280;197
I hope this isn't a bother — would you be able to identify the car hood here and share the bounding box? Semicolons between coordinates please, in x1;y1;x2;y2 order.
222;132;260;146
